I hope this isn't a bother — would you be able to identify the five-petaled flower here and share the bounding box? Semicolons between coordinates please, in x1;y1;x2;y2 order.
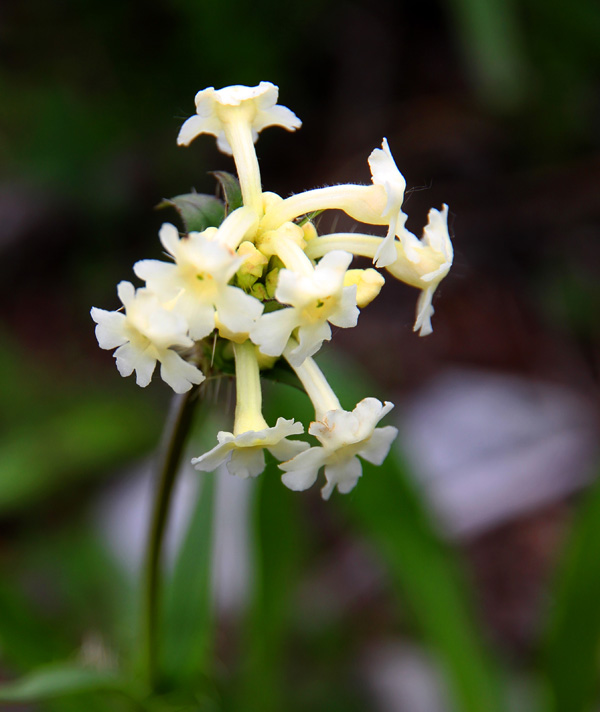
280;398;398;500
91;281;204;393
251;250;359;366
91;81;454;498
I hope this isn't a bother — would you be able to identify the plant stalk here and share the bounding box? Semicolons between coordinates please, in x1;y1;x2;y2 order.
141;386;200;691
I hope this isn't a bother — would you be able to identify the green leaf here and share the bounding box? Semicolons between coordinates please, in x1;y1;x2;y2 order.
264;353;505;712
538;469;600;712
342;454;505;712
0;664;135;703
162;475;216;686
260;361;305;392
232;460;306;712
445;0;529;111
157;193;225;232
211;171;243;215
0;579;71;669
24;524;135;657
0;395;160;513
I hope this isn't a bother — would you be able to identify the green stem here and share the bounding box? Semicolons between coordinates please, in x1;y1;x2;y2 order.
142;386;200;691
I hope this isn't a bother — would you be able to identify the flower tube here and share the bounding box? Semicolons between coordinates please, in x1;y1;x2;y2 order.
192;340;307;478
178;82;301;216
259;138;407;269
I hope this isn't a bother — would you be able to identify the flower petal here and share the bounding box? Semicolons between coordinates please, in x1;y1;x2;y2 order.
116;281;136;309
288;320;332;366
251;307;299;357
133;259;177;290
374;233;401;269
280;447;325;492
254;104;302;133
358;425;398;465
159;349;205;394
413;286;436;336
177;114;219;147
90;308;127;350
227;447;265;479
328;285;359;328
214;285;264;335
321;456;363;499
191;433;236;472
275;268;310;307
268;437;309;461
158;222;181;256
114;342;156;387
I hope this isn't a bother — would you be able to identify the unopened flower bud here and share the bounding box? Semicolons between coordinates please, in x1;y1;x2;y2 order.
236;241;268;290
265;265;280;298
301;221;318;242
344;268;385;307
256;222;306;257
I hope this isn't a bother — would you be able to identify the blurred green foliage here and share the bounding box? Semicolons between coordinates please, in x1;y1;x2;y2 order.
540;471;600;712
0;330;162;514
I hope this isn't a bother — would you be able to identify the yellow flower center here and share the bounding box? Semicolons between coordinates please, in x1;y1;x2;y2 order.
302;295;335;323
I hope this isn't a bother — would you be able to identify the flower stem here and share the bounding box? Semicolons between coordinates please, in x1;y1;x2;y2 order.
142;385;200;691
233;340;268;435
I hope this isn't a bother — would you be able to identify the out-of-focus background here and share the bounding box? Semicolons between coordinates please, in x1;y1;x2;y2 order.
1;0;600;710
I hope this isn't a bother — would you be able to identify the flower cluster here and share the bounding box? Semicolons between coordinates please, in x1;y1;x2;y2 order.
91;82;453;498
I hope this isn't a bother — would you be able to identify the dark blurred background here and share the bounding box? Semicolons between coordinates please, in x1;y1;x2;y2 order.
1;0;600;707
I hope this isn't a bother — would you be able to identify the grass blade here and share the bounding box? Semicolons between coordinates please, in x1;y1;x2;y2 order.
162;474;216;686
539;470;600;712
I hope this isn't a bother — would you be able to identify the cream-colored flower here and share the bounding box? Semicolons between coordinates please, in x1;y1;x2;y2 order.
177;82;301;153
304;205;453;336
251;251;359;366
192;418;308;479
134;222;263;340
90;281;204;393
280;398;398;499
386;205;453;336
178;83;301;215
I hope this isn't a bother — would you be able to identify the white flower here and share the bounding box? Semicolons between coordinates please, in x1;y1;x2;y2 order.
251;251;359;366
280;398;398;499
177;82;301;153
178;82;301;216
304;205;453;336
134;222;263;340
386;205;453;336
192;418;308;479
368;138;407;268
90;281;204;393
